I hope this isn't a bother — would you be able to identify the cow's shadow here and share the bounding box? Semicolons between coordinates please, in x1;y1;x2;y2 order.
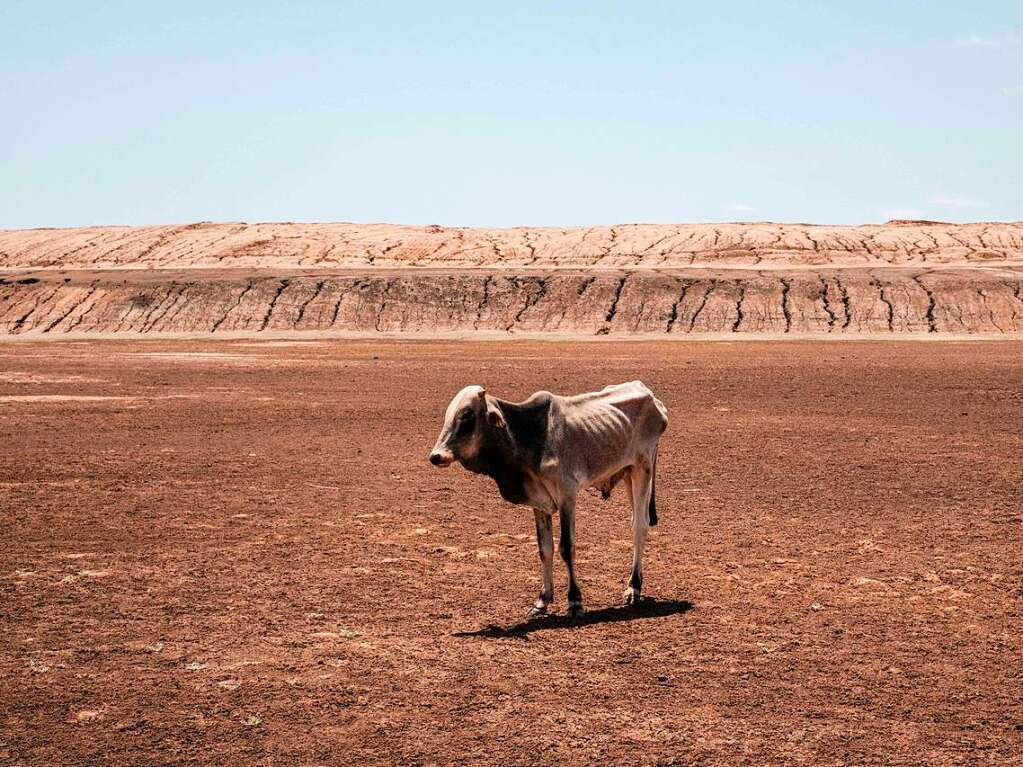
452;597;693;641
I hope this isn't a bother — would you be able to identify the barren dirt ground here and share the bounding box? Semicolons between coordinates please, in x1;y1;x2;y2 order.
1;339;1021;766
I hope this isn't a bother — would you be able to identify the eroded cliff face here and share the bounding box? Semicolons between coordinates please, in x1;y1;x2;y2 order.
2;221;1021;336
2;269;1021;336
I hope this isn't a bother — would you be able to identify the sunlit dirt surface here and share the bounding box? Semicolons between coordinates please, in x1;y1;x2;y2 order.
1;339;1021;766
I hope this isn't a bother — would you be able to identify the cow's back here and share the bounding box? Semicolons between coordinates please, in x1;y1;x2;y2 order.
549;381;666;488
570;381;665;432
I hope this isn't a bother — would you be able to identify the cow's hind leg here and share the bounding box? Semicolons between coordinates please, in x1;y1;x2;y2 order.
624;458;653;606
558;498;583;620
529;509;554;617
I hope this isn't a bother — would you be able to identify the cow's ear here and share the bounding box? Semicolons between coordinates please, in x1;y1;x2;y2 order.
486;400;507;429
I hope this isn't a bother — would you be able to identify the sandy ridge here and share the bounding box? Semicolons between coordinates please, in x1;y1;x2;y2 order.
2;221;1021;336
2;220;1022;271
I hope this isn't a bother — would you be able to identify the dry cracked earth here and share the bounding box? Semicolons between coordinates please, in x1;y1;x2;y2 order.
1;220;1022;337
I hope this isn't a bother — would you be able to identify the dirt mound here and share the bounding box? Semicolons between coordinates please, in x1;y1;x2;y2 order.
1;268;1021;336
2;221;1022;271
1;221;1022;336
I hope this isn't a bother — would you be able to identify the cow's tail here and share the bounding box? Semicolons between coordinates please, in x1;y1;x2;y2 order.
648;452;658;527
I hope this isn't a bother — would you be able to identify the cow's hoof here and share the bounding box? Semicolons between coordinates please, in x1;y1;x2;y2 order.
623;587;641;606
527;603;548;618
566;602;584;622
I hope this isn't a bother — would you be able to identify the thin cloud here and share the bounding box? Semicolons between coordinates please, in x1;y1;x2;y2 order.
727;203;755;213
956;32;1019;49
930;195;988;208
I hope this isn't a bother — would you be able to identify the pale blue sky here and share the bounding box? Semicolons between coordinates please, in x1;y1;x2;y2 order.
2;2;1020;228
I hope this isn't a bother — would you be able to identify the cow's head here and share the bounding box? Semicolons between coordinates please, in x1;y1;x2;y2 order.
429;385;506;467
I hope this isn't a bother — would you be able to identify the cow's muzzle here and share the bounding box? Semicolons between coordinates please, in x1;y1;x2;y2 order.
429;449;454;467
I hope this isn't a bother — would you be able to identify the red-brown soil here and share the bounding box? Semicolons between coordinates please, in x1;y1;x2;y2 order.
2;339;1021;765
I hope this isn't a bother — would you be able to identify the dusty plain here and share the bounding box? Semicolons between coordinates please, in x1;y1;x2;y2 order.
1;338;1021;766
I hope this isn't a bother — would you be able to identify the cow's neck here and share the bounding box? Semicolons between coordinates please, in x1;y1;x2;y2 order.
465;394;551;505
494;393;550;468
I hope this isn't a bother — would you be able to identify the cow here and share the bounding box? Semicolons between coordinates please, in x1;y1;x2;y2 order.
429;381;668;619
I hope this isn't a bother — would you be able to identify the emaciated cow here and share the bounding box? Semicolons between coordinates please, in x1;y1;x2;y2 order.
429;381;668;618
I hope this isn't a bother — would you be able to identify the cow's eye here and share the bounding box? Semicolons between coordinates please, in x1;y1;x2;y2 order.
457;410;475;434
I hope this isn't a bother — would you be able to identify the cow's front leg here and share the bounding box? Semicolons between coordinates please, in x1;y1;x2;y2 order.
529;509;554;617
558;498;583;620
